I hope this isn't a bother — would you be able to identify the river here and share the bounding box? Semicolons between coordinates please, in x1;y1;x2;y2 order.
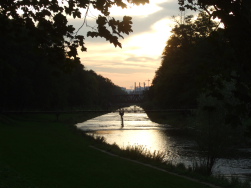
76;105;251;183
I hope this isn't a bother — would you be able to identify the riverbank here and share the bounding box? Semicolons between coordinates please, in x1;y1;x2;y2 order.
145;110;192;128
0;113;212;188
145;110;251;186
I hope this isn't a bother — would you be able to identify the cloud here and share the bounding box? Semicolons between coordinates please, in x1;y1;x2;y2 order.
68;0;181;41
81;51;159;74
125;56;157;62
69;0;198;88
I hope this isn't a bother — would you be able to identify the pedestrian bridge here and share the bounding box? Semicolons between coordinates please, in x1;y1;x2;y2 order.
111;94;146;104
113;106;144;113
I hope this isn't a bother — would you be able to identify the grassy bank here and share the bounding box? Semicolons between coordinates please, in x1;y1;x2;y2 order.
0;113;212;188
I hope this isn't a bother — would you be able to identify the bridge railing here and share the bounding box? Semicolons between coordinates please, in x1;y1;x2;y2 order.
111;94;146;104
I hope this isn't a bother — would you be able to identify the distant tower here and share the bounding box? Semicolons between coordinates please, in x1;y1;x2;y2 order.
134;82;136;92
144;82;145;88
146;79;150;87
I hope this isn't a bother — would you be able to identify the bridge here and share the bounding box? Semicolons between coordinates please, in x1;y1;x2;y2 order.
111;94;146;104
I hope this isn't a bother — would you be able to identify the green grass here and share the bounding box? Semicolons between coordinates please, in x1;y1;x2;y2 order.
0;114;212;188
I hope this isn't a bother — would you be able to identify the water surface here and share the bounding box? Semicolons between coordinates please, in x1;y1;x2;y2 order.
76;106;251;182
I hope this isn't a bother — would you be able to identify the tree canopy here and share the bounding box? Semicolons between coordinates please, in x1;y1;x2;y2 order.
149;1;251;109
0;13;126;111
179;0;251;70
1;0;150;111
0;0;149;62
151;12;227;108
178;0;251;25
148;6;251;172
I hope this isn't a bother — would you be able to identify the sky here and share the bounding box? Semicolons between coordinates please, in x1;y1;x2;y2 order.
69;0;195;89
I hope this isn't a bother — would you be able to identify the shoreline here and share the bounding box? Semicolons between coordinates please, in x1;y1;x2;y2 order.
0;113;249;188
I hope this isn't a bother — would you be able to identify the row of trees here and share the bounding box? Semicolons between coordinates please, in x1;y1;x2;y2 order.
148;8;251;175
0;16;125;111
0;0;147;111
147;1;251;175
0;0;150;111
150;12;223;108
150;10;250;128
0;0;149;61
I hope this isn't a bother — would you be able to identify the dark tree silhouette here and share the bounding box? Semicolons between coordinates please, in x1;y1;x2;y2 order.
0;0;149;62
178;0;251;83
150;12;226;108
0;16;126;111
1;0;143;111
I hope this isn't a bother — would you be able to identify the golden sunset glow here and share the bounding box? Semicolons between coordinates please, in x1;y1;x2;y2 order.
124;19;173;57
77;0;180;89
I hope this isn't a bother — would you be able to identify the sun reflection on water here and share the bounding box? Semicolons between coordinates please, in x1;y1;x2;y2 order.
76;106;251;182
77;106;173;154
97;130;169;152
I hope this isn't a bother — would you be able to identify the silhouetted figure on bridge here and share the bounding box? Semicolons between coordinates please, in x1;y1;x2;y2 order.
119;109;124;128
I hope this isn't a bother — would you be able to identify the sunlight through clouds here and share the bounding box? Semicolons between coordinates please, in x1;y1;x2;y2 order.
79;18;175;88
77;0;181;88
124;18;174;57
